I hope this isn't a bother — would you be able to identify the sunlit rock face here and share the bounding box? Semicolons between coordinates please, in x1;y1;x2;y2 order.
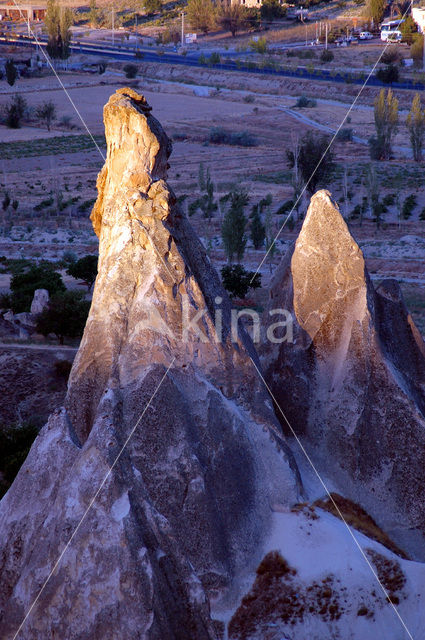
261;190;425;560
0;89;300;639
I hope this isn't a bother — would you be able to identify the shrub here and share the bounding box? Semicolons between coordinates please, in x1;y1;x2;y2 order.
383;193;396;207
320;49;334;63
123;63;138;78
419;207;425;221
249;37;267;54
376;64;399;84
208;52;221;65
208;128;257;147
221;264;261;299
295;95;317;108
401;194;417;219
381;49;400;65
243;94;255;103
336;128;353;141
287;131;335;194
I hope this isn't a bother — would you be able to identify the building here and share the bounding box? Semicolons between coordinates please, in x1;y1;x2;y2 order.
412;6;425;33
0;4;46;21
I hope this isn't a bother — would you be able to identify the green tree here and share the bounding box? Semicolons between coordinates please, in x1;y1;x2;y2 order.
410;34;423;67
367;0;385;24
369;88;398;160
36;101;56;131
400;15;417;44
5;60;17;86
189;164;218;219
261;0;284;20
221;264;261;299
407;93;425;162
287;131;334;194
187;0;216;34
123;63;138;78
66;255;98;290
221;188;249;263
89;0;99;27
5;94;27;129
10;263;65;313
219;2;247;37
143;0;162;14
45;0;74;59
376;63;399;84
250;204;266;249
250;36;267;54
36;290;90;344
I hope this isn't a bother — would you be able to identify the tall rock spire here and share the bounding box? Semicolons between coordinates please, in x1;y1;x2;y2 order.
0;89;299;639
261;190;425;560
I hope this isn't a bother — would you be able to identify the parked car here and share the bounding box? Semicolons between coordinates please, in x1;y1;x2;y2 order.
359;31;373;40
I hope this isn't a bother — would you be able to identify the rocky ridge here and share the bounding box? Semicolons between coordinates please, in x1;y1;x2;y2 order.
261;190;425;561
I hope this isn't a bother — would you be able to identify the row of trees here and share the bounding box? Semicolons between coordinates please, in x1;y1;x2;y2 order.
186;0;283;37
370;89;425;162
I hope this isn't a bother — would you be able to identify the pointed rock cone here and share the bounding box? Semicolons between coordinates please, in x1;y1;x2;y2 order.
0;89;300;639
261;189;425;560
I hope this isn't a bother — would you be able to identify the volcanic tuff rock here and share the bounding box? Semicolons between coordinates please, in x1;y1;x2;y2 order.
0;88;300;639
261;190;425;560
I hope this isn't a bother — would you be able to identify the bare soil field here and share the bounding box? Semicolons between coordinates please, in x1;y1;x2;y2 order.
0;59;424;332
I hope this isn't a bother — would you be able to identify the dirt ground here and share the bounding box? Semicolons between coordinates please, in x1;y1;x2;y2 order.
0;58;424;328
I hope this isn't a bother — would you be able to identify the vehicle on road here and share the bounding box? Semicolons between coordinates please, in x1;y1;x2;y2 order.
380;19;405;41
359;31;373;40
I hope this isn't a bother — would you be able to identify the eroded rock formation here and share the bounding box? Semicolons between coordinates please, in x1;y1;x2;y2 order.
0;89;300;640
261;190;425;560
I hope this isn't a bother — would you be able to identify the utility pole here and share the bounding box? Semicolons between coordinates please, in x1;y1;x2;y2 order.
112;9;115;45
423;32;425;70
181;11;185;47
325;22;328;49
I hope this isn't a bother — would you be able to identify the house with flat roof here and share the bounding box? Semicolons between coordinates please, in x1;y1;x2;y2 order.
412;6;425;33
0;4;46;21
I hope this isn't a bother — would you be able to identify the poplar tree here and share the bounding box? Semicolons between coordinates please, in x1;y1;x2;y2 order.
221;188;248;263
371;89;398;160
407;93;425;162
45;0;74;59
